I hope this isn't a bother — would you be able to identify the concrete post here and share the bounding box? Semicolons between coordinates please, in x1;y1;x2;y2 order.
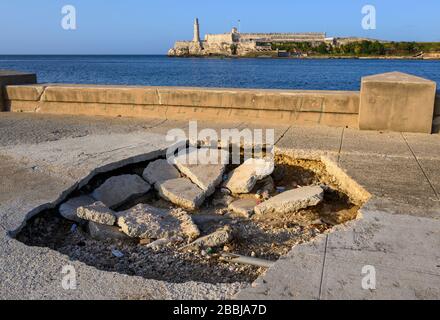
359;72;437;133
0;70;37;111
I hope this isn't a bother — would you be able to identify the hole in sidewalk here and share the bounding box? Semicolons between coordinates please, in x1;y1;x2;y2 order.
16;148;363;284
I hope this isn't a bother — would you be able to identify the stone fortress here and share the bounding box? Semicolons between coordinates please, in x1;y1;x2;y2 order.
168;18;330;57
168;18;371;57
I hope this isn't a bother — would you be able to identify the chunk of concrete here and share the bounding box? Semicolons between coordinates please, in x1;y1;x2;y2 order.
228;198;258;218
142;159;180;184
255;186;324;215
173;148;227;196
87;221;130;241
156;177;205;210
92;174;151;209
59;195;95;223
117;204;200;240
182;226;233;250
224;158;274;194
359;72;437;133
77;201;116;225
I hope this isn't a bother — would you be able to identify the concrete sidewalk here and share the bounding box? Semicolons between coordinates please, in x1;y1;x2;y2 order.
0;113;439;299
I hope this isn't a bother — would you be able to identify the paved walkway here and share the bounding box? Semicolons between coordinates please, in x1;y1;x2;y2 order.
0;113;439;299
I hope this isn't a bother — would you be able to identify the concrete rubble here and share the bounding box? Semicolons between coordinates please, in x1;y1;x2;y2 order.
228;198;259;218
156;177;205;210
117;204;200;240
2;111;440;299
86;221;130;241
182;226;233;250
92;174;151;209
59;195;95;223
76;201;117;225
173;148;227;197
255;185;324;215
224;158;274;194
142;159;180;185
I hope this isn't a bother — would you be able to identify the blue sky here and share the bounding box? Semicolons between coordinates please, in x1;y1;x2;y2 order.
0;0;439;54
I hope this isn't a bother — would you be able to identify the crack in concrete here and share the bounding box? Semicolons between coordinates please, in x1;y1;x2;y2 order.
337;127;345;164
143;119;168;130
401;132;440;200
318;234;329;300
33;85;48;112
156;88;163;105
274;126;291;145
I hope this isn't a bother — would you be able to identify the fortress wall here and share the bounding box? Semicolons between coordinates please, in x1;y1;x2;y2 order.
174;41;192;49
4;84;360;128
205;34;234;43
239;33;326;42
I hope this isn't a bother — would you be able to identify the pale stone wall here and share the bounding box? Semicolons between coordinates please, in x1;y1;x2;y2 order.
5;72;437;133
204;33;234;44
4;84;360;128
359;72;436;133
174;41;193;49
239;32;326;42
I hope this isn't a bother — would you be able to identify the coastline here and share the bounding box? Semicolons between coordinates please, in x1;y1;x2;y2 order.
168;54;440;60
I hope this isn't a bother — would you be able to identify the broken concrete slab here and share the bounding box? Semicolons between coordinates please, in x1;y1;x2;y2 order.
255;186;324;215
92;174;151;209
59;195;95;223
224;158;274;194
117;204;200;240
228;198;258;218
76;202;116;226
87;221;130;241
142;159;180;185
182;226;233;250
156;177;205;210
0;114;243;300
173;148;227;196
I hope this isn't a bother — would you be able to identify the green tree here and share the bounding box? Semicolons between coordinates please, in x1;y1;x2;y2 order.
316;43;329;54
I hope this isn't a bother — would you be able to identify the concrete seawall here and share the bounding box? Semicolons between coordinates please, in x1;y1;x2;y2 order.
4;84;360;128
2;71;439;133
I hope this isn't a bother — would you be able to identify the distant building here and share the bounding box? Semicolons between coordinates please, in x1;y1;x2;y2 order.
168;19;328;57
168;19;384;57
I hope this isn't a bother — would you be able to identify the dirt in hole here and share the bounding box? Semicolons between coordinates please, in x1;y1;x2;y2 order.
17;155;360;284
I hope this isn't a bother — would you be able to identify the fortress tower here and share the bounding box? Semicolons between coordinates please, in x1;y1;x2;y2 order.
193;18;201;43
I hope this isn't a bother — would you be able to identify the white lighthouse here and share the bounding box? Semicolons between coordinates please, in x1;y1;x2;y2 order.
193;18;201;43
